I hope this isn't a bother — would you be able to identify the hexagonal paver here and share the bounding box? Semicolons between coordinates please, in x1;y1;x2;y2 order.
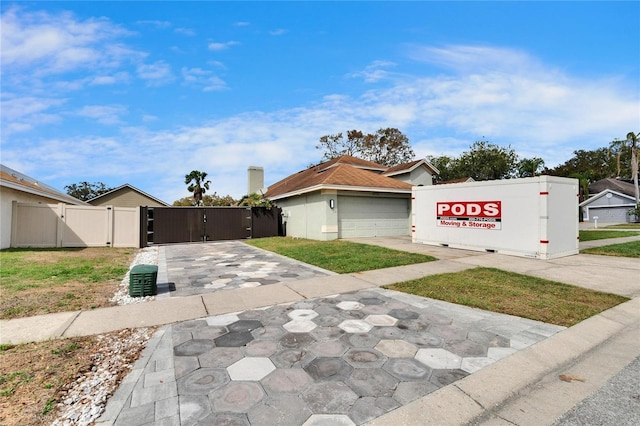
392;381;439;405
252;325;287;341
227;357;276;381
370;326;406;340
338;319;373;333
279;332;315;349
174;339;216;356
206;314;240;326
337;301;364;311
283;320;318;333
177;368;229;394
288;309;319;321
215;331;255;348
415;348;462;369
349;396;399;425
173;319;208;332
174;355;200;379
344;348;387;368
388;309;420;320
243;340;278;357
445;339;488;357
261;368;313;395
301;381;359;414
403;332;444;348
248;394;312;426
347;368;398;397
199;347;244;368
227;320;264;333
342;333;380;348
270;349;313;369
488;347;517;360
430;324;468;341
375;339;418;358
309;340;348;357
210;382;265;413
192;326;228;340
310;326;345;341
304;357;353;381
383;358;431;381
365;315;398;327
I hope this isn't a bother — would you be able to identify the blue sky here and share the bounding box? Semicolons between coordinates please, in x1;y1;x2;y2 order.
1;1;638;204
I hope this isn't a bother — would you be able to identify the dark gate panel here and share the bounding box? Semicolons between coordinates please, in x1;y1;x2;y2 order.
204;208;252;241
145;206;282;246
251;207;281;238
152;207;205;244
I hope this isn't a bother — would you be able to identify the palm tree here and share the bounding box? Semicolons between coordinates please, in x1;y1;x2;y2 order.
184;170;211;206
627;131;639;205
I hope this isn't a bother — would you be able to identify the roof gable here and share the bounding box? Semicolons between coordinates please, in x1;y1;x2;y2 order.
87;184;170;206
579;189;636;207
588;178;636;198
383;158;439;177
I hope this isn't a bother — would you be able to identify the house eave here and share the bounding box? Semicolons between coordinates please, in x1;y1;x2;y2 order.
1;179;87;205
267;184;412;201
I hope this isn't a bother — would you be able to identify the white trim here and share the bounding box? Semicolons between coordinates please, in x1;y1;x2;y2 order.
579;189;635;207
267;184;412;201
0;179;87;205
383;159;440;177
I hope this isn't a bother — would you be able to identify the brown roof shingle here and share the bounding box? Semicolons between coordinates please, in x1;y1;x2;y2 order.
265;156;412;199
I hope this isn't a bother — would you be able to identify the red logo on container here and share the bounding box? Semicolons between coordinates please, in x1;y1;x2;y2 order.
436;201;501;220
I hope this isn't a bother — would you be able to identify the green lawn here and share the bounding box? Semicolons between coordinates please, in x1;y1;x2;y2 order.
246;237;435;273
386;267;628;327
581;241;640;258
579;230;640;241
603;223;640;229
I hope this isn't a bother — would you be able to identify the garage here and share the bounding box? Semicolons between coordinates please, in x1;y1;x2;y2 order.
338;195;410;238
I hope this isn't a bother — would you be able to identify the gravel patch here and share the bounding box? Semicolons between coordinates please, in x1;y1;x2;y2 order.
52;247;160;425
110;246;159;305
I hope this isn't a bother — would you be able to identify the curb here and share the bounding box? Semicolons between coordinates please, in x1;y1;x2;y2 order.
365;297;640;425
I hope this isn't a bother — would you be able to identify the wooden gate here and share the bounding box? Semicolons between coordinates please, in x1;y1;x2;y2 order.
142;206;281;246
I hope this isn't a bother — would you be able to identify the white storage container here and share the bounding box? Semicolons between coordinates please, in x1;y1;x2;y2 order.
412;176;579;259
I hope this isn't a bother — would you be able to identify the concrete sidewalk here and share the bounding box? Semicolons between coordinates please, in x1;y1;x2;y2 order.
1;235;639;425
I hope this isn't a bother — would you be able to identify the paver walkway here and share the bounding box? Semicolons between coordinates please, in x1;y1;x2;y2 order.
97;242;564;426
158;242;331;298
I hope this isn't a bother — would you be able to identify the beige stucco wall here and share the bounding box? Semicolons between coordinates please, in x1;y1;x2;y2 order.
0;186;67;249
276;190;338;241
89;187;166;208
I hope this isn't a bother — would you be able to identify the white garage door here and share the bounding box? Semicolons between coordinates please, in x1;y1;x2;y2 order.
338;196;410;238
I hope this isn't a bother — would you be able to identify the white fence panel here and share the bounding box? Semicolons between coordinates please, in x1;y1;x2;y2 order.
113;207;139;247
10;202;139;248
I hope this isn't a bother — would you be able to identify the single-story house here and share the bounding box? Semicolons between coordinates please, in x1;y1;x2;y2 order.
87;184;170;208
0;164;86;249
264;155;438;240
580;178;638;223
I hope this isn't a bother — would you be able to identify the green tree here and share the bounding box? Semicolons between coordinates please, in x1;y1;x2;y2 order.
172;193;237;207
426;155;465;183
65;181;113;201
544;148;615;182
184;170;211;206
238;193;272;207
316;128;415;166
516;157;545;178
458;141;518;180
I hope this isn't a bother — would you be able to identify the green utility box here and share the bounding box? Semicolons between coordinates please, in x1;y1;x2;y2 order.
129;264;158;297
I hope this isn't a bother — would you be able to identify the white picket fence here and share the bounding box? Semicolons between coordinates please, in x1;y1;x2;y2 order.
10;202;140;248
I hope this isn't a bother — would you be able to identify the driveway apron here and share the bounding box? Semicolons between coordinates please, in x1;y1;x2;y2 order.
158;241;332;297
98;242;565;426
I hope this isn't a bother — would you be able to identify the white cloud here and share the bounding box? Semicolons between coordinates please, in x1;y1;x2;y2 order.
135;20;171;29
175;27;196;36
269;29;287;36
181;67;227;91
235;22;250;27
137;61;174;86
75;105;127;125
208;41;240;51
350;60;397;83
0;6;136;75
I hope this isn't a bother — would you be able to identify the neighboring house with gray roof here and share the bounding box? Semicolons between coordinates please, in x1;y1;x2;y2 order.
87;184;169;208
0;164;86;249
580;178;638;223
264;155;438;240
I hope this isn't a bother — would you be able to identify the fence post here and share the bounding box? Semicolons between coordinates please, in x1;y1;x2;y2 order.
56;203;65;248
106;206;114;247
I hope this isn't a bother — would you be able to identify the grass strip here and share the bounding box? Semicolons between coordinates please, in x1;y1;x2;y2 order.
385;267;628;327
246;237;434;273
581;241;640;258
579;230;640;241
